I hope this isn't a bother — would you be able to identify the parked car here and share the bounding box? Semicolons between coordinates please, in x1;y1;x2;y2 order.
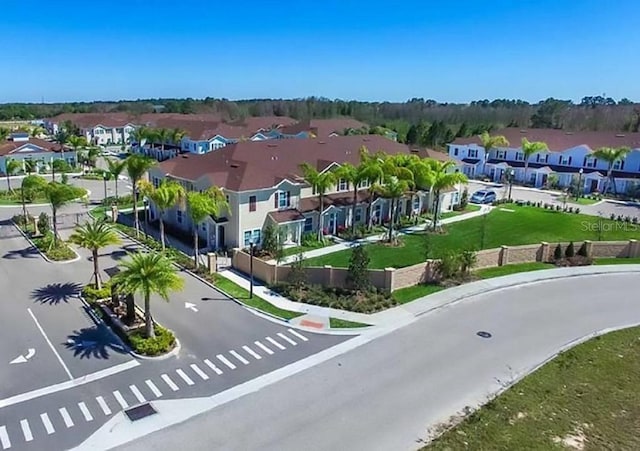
470;190;497;204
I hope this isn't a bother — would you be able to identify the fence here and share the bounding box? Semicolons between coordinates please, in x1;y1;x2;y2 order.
232;239;640;293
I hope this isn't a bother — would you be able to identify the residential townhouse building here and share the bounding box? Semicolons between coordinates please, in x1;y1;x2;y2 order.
147;135;460;252
448;128;640;194
0;133;75;175
44;113;137;145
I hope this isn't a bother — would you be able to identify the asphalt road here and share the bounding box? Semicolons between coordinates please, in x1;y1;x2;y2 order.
111;272;640;451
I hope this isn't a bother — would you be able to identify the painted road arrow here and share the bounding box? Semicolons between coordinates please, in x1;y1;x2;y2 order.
185;302;199;312
10;348;36;364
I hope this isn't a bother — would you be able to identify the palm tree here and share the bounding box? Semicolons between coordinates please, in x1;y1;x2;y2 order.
170;128;186;149
373;175;413;243
4;159;21;192
358;148;385;229
114;252;184;339
20;175;47;220
139;180;185;250
155;128;171;156
67;135;88;170
300;163;337;241
125;154;156;237
69;218;121;290
129;126;149;150
50;159;67;182
592;146;631;195
521;138;548;185
24;159;37;175
185;187;228;267
335;161;377;234
30;126;45;138
43;182;77;245
0;127;10;142
106;159;127;201
479;131;510;176
53;130;69;161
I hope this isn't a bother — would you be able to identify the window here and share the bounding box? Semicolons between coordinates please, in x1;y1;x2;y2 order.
304;217;313;232
243;229;262;247
338;178;349;191
515;152;524;161
358;179;371;188
274;191;290;209
249;195;257;212
560;156;571;165
176;210;183;224
453;147;459;156
243;230;251;247
613;160;624;170
536;153;548;163
355;208;362;223
496;150;507;159
585;157;597;168
201;223;207;232
152;177;160;188
468;149;478;158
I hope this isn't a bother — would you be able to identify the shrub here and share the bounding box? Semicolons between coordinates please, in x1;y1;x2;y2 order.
610;213;616;220
617;215;623;222
633;217;639;225
526;200;531;206
624;216;631;223
12;213;32;228
436;251;461;280
37;212;50;235
565;241;575;258
553;243;563;261
575;208;581;214
567;206;574;213
82;282;112;303
555;205;562;211
460;188;469;209
459;249;477;276
128;326;176;356
577;242;588;257
347;245;371;291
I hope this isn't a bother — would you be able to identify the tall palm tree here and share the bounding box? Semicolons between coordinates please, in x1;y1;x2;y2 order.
521;138;548;185
125;154;156;237
185;187;228;267
106;159;127;201
0;127;10;142
592;146;631;195
43;182;77;245
358;148;386;229
335;161;378;233
129;126;149;151
24;159;37;175
30;126;45;138
479;131;510;176
69;218;121;290
54;130;69;161
4;159;21;192
20;175;47;220
300;163;337;241
114;252;184;339
170;128;186;149
139;180;185;250
373;175;413;243
67;135;88;170
155;128;171;156
50;159;67;182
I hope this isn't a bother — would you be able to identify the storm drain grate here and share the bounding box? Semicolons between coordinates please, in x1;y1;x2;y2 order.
125;403;157;422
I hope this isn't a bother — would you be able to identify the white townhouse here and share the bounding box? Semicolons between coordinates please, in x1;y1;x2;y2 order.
44;113;137;145
448;128;640;194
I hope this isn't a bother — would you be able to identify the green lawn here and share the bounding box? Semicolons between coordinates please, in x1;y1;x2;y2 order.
0;186;87;205
439;204;481;219
90;200;141;218
570;196;601;205
329;318;371;328
305;205;638;269
282;239;332;258
595;257;640;265
426;326;640;450
392;284;444;304
474;262;554;279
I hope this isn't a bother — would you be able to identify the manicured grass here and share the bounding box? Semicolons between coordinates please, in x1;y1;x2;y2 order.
426;326;640;450
282;239;331;258
329;318;371;328
90;200;141;219
570;196;601;205
474;262;554;279
594;257;640;265
213;275;303;321
439;204;481;219
0;186;87;205
305;204;639;269
392;284;444;304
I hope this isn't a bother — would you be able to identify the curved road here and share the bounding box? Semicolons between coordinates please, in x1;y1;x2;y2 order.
94;271;640;451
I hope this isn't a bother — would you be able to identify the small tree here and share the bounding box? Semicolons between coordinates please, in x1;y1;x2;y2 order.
288;252;307;290
565;241;575;258
422;232;432;260
460;188;469;209
261;224;281;258
436;251;461;281
459;249;477;276
347;245;371;292
553;243;563;261
577;242;588;257
37;212;50;235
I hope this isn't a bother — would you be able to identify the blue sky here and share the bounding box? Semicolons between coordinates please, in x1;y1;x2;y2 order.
1;0;639;103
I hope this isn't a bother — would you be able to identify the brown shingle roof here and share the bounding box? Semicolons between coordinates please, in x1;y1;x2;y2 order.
268;210;305;223
298;190;371;213
0;138;67;156
280;118;370;138
452;128;640;152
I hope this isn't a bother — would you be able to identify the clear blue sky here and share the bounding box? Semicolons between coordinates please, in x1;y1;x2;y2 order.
2;0;639;104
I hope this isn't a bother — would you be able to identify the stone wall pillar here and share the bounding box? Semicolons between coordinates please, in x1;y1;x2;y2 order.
584;240;594;258
324;265;334;286
499;245;509;266
207;253;217;274
384;267;396;291
539;241;550;262
628;239;639;257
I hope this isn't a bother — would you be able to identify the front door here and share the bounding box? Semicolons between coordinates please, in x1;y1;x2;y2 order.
328;213;336;235
589;179;598;193
217;225;225;249
541;174;548;187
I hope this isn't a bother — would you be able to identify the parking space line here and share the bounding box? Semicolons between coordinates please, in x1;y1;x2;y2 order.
96;396;111;415
161;374;179;391
254;340;274;355
278;332;297;346
27;308;73;380
216;354;236;370
40;413;54;435
242;345;262;360
0;426;10;449
19;420;32;442
145;380;162;398
59;407;74;428
113;391;128;409
288;329;308;341
176;369;195;386
266;336;286;350
129;385;146;404
78;402;93;422
190;364;209;380
229;350;249;365
204;359;223;375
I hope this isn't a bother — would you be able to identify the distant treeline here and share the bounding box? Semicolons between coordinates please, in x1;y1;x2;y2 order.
2;95;639;145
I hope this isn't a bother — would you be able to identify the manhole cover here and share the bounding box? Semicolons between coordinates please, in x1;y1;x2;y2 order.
476;331;492;339
125;403;157;422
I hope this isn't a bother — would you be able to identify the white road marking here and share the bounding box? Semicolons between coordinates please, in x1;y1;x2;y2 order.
161;374;179;391
0;425;10;449
112;391;128;409
190;364;209;380
229;350;249;365
19;419;32;442
78;402;93;422
288;329;309;342
278;332;297;346
96;396;111;415
27;308;73;380
266;336;286;350
40;413;54;435
145;380;162;398
216;354;236;370
59;407;74;428
204;359;223;375
176;369;194;386
242;345;262;360
129;385;146;404
254;340;274;355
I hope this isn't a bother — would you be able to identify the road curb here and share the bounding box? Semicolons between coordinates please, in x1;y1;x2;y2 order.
11;220;82;264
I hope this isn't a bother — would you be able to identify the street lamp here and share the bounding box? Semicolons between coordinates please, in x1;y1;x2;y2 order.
143;197;149;236
576;168;584;201
249;240;255;299
508;169;515;201
102;172;109;205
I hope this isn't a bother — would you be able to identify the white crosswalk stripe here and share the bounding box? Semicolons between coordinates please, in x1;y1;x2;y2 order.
229;350;249;365
242;345;262;359
40;413;54;435
59;407;74;428
113;391;128;409
204;359;223;375
266;336;286;350
278;332;297;346
130;385;146;403
161;374;179;391
19;419;32;442
78;402;93;422
0;426;10;449
190;364;209;380
216;354;237;369
176;369;195;385
288;329;308;341
146;379;163;398
254;340;274;355
96;396;111;415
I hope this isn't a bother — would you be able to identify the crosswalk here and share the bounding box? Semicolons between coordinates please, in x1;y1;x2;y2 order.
0;329;309;449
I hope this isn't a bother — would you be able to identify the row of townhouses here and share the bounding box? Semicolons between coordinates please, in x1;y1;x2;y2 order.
0;133;75;175
147;135;457;251
449;128;640;194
